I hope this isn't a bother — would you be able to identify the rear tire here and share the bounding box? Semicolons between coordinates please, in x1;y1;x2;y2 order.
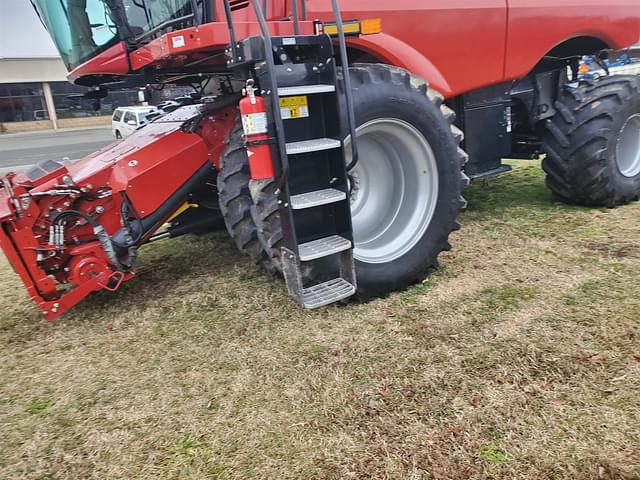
254;64;468;299
542;75;640;207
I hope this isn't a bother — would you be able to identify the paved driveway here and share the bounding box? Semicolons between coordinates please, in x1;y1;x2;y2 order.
0;127;115;173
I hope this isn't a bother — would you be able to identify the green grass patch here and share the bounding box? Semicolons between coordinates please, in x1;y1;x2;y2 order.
479;445;508;465
25;399;51;415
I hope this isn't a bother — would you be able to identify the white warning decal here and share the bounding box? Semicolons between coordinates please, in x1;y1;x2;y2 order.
241;112;268;135
172;35;185;48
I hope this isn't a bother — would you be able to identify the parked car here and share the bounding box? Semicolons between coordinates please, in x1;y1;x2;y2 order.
111;106;159;138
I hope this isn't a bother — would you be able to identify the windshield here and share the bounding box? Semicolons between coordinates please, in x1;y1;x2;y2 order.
120;0;198;38
31;0;119;71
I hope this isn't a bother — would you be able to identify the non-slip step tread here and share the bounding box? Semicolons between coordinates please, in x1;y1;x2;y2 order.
301;278;356;309
278;84;336;96
298;235;352;261
285;138;341;155
290;188;346;209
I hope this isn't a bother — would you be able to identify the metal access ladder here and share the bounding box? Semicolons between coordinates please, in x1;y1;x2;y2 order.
223;0;359;308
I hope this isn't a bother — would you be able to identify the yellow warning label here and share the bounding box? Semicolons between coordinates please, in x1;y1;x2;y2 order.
279;95;309;120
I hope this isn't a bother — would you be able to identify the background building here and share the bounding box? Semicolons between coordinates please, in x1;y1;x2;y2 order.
0;0;140;133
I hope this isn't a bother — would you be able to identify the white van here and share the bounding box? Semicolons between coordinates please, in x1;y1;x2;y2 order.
111;106;159;139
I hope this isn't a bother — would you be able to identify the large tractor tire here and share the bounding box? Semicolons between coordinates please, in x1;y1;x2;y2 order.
543;75;640;207
252;64;468;299
217;119;277;274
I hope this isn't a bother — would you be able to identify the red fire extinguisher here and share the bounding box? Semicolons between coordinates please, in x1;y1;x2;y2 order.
239;79;275;179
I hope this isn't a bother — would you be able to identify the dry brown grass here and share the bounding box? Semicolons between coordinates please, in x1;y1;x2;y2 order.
1;160;639;479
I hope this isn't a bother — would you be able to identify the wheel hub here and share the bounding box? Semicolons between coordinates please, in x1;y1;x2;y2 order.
616;113;640;178
345;118;439;264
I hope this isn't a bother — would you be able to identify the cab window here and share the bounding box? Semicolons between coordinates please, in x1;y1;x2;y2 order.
32;0;119;71
112;109;123;122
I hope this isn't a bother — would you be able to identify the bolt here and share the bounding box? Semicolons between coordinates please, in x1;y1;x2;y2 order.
85;184;93;190
95;206;105;214
63;201;71;207
62;175;73;185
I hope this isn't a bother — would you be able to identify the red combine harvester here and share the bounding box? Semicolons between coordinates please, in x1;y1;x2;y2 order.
1;0;639;320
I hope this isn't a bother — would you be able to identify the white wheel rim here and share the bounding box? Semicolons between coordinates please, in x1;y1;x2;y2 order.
616;113;640;178
345;118;439;264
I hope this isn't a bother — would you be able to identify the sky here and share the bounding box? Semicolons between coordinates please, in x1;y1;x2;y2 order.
0;0;60;59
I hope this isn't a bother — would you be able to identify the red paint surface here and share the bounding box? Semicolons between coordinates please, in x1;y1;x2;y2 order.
67;41;130;84
67;1;639;96
504;0;639;81
307;0;639;96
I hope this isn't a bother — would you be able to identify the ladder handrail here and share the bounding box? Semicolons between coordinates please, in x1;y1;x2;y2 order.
300;0;307;21
291;0;300;35
222;0;359;181
249;0;292;190
330;0;359;171
222;1;239;61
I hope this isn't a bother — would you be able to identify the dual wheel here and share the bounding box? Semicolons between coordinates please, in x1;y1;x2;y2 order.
543;75;640;207
218;65;640;302
217;64;467;299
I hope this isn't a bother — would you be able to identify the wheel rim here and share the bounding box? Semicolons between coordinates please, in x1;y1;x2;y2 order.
616;113;640;178
345;118;439;264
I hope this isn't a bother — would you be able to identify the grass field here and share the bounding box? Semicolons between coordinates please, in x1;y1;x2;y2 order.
1;160;639;479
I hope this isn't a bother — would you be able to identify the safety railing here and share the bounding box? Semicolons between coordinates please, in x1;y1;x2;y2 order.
221;0;359;179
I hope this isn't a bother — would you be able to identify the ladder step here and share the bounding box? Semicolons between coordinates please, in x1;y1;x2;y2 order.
298;235;352;261
278;84;336;96
286;138;341;155
290;188;346;210
301;278;356;309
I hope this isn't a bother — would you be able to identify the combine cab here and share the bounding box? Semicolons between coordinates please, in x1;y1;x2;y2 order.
1;0;638;320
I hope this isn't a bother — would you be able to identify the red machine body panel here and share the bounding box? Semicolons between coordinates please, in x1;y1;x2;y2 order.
67;41;130;84
66;1;639;96
307;0;639;96
309;0;508;96
504;0;640;81
130;21;315;70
